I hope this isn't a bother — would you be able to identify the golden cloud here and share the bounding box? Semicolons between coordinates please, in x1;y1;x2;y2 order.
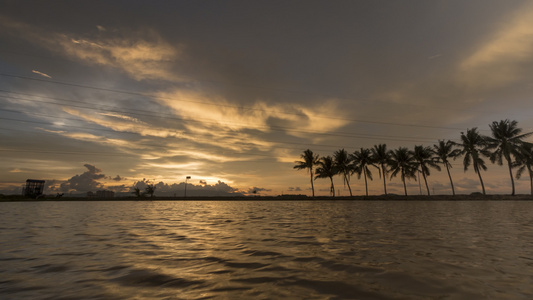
63;107;184;138
156;89;350;136
0;16;181;81
459;3;533;88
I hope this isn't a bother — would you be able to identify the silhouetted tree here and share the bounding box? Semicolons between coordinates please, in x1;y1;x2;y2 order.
371;144;390;195
334;148;353;196
459;128;490;195
389;147;417;196
351;148;377;196
315;156;337;197
145;184;156;197
132;186;141;198
294;149;320;197
433;140;461;195
485;119;533;195
413;145;441;195
515;142;533;195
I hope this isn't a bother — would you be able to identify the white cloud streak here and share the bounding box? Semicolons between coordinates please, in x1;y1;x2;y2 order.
31;69;52;78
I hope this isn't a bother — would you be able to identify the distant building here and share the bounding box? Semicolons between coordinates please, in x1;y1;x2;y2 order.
23;179;45;198
88;190;115;198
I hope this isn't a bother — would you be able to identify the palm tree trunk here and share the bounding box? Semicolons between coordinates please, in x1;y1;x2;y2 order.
329;176;335;197
364;168;368;196
445;163;455;196
529;167;533;196
507;158;515;196
344;171;353;196
474;163;486;195
529;168;533;196
381;164;387;195
310;170;315;197
422;171;430;196
402;171;408;196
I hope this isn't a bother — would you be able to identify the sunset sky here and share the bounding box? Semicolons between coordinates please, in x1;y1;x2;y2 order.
2;1;533;196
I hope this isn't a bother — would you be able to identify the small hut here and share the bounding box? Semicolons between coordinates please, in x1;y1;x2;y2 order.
23;179;45;198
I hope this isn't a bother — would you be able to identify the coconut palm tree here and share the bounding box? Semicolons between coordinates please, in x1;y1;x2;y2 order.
459;128;490;195
515;142;533;195
132;186;141;198
433;140;461;195
145;184;156;197
315;156;337;197
334;149;353;196
413;145;441;195
351;148;377;196
389;147;417;196
294;149;319;197
485;119;533;195
371;144;390;195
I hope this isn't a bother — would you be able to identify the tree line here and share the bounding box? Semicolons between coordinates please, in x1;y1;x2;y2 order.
294;119;533;197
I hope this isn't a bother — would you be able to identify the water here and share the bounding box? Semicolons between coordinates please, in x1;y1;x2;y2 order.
1;200;533;299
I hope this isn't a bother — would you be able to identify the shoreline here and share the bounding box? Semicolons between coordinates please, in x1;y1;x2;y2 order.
1;194;532;202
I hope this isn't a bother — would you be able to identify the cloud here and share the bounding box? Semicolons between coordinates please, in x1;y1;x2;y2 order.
62;107;185;138
111;175;124;181
0;16;181;81
453;176;501;193
99;112;145;124
131;179;243;197
31;70;52;78
245;187;272;194
157;89;349;136
59;164;106;192
106;184;129;193
459;2;533;88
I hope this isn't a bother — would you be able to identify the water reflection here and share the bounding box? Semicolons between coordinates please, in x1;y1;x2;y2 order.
1;201;533;299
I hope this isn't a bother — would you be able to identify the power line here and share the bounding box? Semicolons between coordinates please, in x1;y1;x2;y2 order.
0;73;482;131
0;108;453;144
1;90;458;142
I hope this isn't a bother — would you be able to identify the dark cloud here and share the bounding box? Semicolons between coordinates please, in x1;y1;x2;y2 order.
111;175;124;181
59;164;107;193
245;187;272;194
106;184;129;193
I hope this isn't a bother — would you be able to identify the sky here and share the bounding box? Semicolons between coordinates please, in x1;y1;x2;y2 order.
1;0;533;196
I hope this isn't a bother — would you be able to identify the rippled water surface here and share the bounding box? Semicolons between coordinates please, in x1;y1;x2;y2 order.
1;200;533;299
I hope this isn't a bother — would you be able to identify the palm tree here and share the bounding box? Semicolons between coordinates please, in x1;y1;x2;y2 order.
413;145;441;195
351;148;377;196
433;140;461;195
132;186;141;198
294;149;319;197
146;184;156;197
315;156;337;197
334;149;353;196
485;119;533;195
389;147;417;196
371;144;390;195
459;128;490;195
515;142;533;195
